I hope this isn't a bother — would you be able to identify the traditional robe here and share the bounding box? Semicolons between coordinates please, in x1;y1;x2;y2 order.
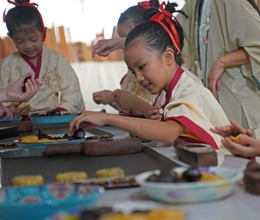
0;46;85;113
163;67;229;150
178;0;260;138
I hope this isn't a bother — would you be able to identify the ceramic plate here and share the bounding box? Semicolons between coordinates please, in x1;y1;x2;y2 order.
14;134;85;150
29;114;77;125
0;183;104;220
0;117;22;123
135;166;243;204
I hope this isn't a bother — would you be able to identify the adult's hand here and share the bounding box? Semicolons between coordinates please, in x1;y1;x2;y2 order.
210;120;252;137
92;38;126;57
221;134;260;157
4;72;41;102
208;58;225;99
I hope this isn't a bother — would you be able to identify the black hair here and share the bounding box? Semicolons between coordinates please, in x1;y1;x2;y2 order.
117;0;160;26
125;2;187;66
5;0;44;37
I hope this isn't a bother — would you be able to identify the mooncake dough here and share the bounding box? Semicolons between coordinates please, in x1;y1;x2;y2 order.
96;167;125;179
55;171;88;183
12;175;44;186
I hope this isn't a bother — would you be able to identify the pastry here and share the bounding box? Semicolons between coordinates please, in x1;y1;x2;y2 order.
56;171;88;183
146;167;224;183
96;167;125;179
19;135;67;143
12;175;44;186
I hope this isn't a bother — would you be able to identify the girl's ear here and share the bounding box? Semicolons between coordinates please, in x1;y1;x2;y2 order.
163;47;175;66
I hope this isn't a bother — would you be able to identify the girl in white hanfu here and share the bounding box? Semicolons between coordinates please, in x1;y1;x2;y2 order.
70;2;230;151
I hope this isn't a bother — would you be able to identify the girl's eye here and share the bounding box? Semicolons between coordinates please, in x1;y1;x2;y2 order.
139;65;145;70
31;37;38;42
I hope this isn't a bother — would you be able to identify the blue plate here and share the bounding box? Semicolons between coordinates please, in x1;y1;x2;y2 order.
0;117;22;123
14;134;85;150
30;114;77;125
0;183;104;220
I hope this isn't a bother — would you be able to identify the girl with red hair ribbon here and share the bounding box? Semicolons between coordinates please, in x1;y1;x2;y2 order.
93;0;165;118
70;2;230;152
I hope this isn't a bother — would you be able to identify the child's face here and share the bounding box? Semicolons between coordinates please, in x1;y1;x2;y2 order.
124;40;169;94
11;28;43;59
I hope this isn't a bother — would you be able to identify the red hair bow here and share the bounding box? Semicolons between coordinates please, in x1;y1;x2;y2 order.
138;1;151;9
149;1;181;54
3;0;46;41
3;0;38;22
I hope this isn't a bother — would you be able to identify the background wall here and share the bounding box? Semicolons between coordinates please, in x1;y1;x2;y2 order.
0;0;185;45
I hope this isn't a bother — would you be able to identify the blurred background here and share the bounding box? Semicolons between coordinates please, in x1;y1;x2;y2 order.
0;0;185;62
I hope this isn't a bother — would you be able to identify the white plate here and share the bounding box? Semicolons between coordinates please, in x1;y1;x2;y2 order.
135;166;243;204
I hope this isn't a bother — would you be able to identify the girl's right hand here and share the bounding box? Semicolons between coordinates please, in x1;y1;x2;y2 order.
148;106;163;121
69;110;108;134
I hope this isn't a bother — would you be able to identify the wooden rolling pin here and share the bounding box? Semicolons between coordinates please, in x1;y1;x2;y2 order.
174;140;218;166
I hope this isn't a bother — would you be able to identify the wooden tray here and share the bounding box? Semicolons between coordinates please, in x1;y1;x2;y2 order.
81;138;142;156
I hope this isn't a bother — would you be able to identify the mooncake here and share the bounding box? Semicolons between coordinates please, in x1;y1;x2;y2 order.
56;171;88;183
96;167;125;179
12;175;44;186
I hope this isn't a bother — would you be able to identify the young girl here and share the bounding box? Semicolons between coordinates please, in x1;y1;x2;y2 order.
70;2;229;150
0;0;85;116
92;0;164;117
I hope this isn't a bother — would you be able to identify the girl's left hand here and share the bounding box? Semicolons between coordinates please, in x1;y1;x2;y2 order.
208;58;225;99
0;104;13;119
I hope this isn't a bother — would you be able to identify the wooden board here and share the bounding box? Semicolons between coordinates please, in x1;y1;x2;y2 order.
0;121;32;133
81;138;142;156
174;140;218;166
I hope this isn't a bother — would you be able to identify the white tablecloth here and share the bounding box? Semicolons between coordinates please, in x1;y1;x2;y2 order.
71;61;127;113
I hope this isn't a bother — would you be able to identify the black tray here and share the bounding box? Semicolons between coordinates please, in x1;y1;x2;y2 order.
0;146;180;187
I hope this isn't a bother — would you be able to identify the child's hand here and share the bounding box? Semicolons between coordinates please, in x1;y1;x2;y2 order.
148;106;163;121
69;110;108;134
114;90;132;112
93;90;114;105
0;104;13;119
